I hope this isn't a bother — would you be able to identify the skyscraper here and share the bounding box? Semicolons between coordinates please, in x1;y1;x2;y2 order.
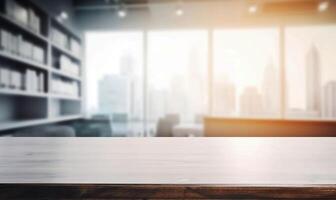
148;87;168;121
98;74;129;115
262;60;279;116
323;81;336;118
240;86;263;117
186;47;207;121
119;53;141;120
120;53;135;77
213;80;236;116
305;44;321;115
168;75;187;120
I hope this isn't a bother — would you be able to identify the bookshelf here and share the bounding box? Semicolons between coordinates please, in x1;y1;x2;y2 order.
0;0;84;132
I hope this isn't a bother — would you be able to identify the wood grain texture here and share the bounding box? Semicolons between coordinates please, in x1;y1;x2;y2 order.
1;184;336;199
204;117;336;137
1;138;336;199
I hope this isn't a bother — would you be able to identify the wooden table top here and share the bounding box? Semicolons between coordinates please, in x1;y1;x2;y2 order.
1;138;336;199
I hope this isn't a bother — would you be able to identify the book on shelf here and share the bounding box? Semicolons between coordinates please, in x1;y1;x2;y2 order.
51;77;79;97
20;39;32;58
70;39;81;57
10;69;23;89
5;0;28;26
0;28;45;64
0;63;45;93
0;65;23;90
25;69;44;92
59;55;80;76
25;69;34;91
0;29;10;51
0;66;10;88
37;72;44;92
5;0;42;34
52;27;68;50
33;45;44;63
28;8;41;34
10;32;19;54
15;1;28;26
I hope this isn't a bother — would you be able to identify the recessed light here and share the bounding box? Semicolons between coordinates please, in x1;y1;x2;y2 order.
248;5;258;14
117;9;127;18
57;11;68;22
60;12;68;20
318;1;329;12
175;8;184;16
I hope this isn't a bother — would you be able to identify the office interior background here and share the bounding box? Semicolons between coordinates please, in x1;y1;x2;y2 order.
1;0;336;137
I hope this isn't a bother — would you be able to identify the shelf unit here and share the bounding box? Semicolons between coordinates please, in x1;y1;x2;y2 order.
0;0;84;132
0;88;48;98
0;115;83;132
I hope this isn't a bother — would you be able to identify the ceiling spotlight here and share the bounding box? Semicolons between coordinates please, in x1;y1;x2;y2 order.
115;1;127;19
57;11;68;22
117;9;127;18
60;12;68;19
318;1;329;12
175;8;184;16
248;5;258;14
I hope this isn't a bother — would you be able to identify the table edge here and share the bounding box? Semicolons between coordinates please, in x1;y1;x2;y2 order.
1;184;336;199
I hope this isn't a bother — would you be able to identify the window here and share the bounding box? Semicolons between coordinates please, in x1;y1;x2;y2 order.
213;28;280;118
85;31;144;136
84;26;336;137
146;30;208;135
285;25;336;120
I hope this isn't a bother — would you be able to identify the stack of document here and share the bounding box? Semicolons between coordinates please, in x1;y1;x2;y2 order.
51;77;79;97
0;28;45;63
52;27;68;49
6;0;41;34
59;55;80;76
0;65;44;93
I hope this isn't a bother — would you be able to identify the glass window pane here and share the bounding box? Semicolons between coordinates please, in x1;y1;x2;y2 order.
213;28;280;118
85;31;144;137
285;25;336;120
147;30;208;136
